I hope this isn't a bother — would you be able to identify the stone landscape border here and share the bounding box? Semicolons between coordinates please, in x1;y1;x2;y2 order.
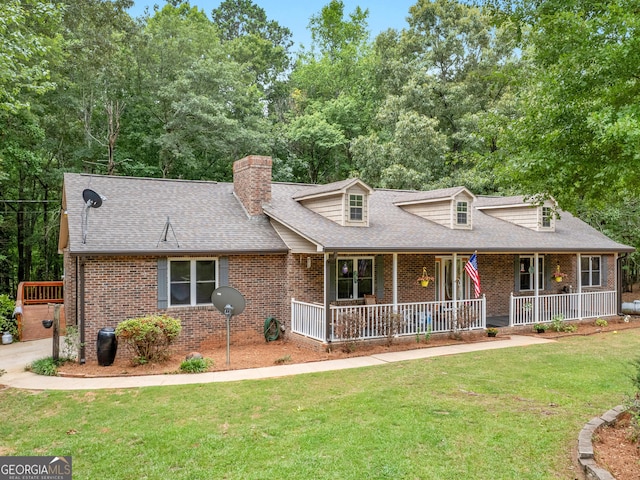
577;405;625;480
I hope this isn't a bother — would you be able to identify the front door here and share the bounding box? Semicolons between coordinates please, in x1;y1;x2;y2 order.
435;256;471;301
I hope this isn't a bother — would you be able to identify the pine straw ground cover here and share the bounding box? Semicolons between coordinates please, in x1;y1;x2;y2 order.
2;327;640;479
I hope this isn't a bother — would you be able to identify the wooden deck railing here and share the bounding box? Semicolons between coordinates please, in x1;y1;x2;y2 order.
16;281;64;306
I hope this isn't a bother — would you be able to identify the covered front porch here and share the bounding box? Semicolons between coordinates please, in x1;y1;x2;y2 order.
291;291;618;344
288;251;620;344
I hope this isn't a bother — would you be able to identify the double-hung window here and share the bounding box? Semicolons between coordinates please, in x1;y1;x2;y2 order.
581;256;601;287
542;207;552;228
519;256;544;291
456;201;468;225
169;259;217;306
337;257;373;299
349;194;363;221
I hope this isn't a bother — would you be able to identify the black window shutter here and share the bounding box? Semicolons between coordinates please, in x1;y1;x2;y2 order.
514;256;520;293
600;256;607;286
158;258;168;309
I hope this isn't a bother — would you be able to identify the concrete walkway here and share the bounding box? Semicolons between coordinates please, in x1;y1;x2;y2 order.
0;335;554;391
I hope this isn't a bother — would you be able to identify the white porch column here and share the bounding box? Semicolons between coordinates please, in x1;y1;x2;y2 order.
577;253;582;320
453;253;458;329
534;253;540;323
324;252;330;341
392;253;398;313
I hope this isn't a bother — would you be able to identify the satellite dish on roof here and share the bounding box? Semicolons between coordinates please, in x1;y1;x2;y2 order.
81;189;105;244
212;286;246;365
83;189;104;208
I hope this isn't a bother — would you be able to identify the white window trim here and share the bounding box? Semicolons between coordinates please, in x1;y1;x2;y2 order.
456;201;468;226
519;255;544;291
349;194;364;222
168;257;218;307
581;255;602;287
336;256;375;300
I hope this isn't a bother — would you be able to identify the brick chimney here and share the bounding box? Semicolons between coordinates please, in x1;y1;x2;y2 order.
233;155;272;216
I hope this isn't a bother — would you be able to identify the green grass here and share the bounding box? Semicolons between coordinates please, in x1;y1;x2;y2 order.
1;330;638;479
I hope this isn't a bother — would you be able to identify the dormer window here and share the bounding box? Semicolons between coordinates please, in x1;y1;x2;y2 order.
456;201;468;225
542;206;552;228
349;194;364;222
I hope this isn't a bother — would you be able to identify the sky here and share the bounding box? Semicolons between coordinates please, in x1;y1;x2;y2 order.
127;1;417;50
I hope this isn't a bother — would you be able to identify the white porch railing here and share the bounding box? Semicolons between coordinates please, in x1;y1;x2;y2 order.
291;297;486;342
291;298;325;341
509;290;617;326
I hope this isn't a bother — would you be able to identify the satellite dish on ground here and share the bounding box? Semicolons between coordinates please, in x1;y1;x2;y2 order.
212;286;246;365
81;189;105;244
82;189;104;208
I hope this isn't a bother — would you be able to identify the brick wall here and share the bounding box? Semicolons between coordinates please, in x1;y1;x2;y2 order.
72;253;288;361
232;155;272;216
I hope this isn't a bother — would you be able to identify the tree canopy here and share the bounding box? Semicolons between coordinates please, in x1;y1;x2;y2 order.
1;0;638;292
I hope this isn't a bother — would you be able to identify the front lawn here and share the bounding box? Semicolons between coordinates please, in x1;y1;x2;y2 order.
1;330;637;479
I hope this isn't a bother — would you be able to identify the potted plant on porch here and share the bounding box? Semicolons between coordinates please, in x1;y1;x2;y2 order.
416;267;435;287
486;327;498;337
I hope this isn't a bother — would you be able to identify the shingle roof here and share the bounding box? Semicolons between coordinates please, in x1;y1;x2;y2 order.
60;173;633;255
393;186;474;205
292;178;372;201
61;173;287;255
264;184;633;254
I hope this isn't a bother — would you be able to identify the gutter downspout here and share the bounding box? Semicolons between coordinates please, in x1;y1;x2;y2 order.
617;253;627;315
78;256;86;364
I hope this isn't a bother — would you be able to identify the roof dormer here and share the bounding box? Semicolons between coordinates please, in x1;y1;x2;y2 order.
293;178;374;227
476;196;556;232
394;186;476;230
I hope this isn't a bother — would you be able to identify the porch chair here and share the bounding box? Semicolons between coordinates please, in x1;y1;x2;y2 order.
364;294;377;305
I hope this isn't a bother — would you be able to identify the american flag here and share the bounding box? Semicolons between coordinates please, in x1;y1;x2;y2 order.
464;253;481;298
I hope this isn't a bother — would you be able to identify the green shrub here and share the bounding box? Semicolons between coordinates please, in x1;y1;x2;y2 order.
595;318;608;327
179;357;213;373
0;294;17;340
551;315;566;332
27;357;65;376
115;315;181;365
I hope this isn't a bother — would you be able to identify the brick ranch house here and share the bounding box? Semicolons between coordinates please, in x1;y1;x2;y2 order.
58;156;633;362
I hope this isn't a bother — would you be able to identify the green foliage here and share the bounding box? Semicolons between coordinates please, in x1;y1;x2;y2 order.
533;323;548;332
595;318;608;328
0;294;17;339
179;357;213;373
115;315;182;364
496;0;640;212
27;357;65;376
550;315;566;332
274;354;292;365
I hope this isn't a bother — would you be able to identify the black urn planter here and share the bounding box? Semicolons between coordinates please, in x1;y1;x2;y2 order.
42;319;53;329
97;327;118;366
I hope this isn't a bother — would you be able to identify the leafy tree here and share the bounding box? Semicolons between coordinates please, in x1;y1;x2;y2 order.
287;0;377;182
211;0;293;107
0;0;61;112
494;0;640;212
352;0;518;190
